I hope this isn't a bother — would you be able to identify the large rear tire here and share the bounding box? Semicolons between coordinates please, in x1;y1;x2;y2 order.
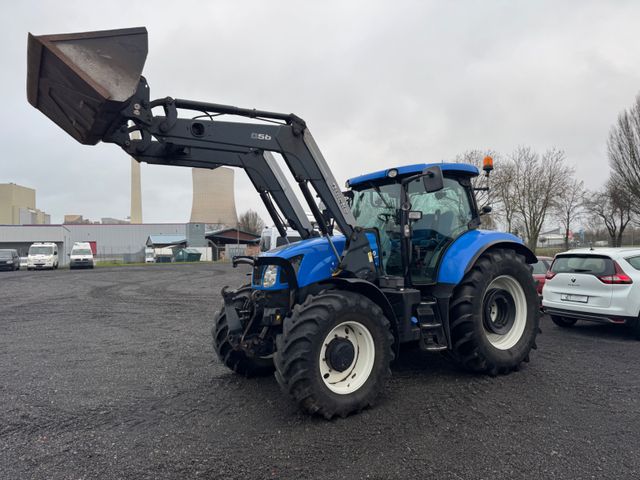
274;291;394;419
212;287;274;377
449;248;539;374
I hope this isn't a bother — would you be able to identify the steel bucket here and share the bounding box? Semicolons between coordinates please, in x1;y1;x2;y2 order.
27;27;148;145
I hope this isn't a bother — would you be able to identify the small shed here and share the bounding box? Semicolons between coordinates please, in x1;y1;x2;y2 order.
146;234;187;248
174;248;202;262
205;228;260;261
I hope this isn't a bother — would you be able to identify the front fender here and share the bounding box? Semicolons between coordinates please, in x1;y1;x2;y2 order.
319;277;399;350
437;230;535;285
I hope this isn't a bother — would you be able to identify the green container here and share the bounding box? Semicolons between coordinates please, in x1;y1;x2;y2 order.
174;248;202;262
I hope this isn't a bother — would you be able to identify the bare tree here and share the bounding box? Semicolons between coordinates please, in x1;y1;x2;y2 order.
509;146;572;252
554;178;585;250
588;179;634;247
491;158;519;233
238;210;265;235
608;94;640;213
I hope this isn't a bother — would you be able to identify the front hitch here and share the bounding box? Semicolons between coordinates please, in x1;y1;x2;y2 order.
221;286;244;347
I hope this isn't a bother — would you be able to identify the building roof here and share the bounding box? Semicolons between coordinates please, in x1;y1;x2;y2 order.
146;235;187;247
206;228;260;244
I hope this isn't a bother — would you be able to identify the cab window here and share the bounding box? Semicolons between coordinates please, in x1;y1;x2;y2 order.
408;177;474;283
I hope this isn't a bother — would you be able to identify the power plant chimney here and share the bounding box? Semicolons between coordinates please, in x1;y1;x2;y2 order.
130;131;143;223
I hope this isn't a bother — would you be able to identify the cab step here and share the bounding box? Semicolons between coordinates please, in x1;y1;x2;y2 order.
417;300;448;352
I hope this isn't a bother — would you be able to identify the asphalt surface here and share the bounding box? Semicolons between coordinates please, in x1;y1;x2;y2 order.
1;264;639;479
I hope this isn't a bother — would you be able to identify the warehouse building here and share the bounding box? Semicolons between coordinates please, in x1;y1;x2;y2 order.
0;223;210;264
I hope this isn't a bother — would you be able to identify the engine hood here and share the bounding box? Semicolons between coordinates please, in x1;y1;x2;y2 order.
258;234;379;288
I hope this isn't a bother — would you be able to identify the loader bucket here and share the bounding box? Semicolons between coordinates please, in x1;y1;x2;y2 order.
27;27;148;145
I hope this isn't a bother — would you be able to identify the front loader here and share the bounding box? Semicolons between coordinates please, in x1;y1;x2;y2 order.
27;27;540;419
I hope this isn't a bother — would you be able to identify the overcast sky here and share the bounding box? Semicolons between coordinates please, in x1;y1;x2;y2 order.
4;0;640;225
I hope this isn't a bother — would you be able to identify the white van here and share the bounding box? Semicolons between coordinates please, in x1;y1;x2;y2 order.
69;242;95;269
259;226;302;252
144;247;155;263
27;242;59;270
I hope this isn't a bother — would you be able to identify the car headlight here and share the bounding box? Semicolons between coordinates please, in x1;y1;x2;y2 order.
262;265;279;288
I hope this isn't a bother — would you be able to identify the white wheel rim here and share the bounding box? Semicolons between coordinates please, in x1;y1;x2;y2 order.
482;275;527;350
319;321;375;395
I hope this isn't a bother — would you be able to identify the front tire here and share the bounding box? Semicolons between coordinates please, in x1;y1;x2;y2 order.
212;287;274;377
274;291;394;419
551;315;577;328
449;248;539;374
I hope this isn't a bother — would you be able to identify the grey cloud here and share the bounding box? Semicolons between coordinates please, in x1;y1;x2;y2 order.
3;0;640;224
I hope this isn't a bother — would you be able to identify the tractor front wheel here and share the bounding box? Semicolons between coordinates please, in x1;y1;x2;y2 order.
274;291;394;419
449;248;539;374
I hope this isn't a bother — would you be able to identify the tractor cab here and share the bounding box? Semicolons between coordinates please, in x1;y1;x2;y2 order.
347;163;481;286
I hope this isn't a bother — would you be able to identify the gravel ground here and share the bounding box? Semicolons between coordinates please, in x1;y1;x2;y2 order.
1;263;639;479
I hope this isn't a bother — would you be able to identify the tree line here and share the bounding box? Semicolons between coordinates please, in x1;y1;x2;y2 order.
456;93;640;253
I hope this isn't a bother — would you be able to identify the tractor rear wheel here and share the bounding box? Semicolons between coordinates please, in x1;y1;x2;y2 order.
274;291;394;419
212;287;274;377
449;248;539;374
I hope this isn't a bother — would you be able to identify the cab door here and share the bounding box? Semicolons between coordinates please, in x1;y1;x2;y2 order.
407;176;475;284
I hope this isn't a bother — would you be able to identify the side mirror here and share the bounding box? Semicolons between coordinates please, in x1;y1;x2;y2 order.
480;205;492;215
422;166;444;193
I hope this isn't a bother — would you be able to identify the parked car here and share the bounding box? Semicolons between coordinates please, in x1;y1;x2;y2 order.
27;242;59;270
542;248;640;339
0;249;20;271
144;247;155;263
532;256;553;296
69;242;95;269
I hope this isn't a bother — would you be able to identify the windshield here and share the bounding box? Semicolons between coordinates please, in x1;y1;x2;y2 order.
29;246;53;255
72;249;92;255
0;251;13;259
352;183;402;274
551;255;613;276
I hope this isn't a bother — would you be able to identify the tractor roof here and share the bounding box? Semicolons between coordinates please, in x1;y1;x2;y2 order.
346;163;479;188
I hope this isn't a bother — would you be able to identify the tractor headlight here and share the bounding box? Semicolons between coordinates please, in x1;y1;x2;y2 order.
262;265;279;288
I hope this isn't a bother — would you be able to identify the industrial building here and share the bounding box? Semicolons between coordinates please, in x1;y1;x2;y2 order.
0;183;50;225
1;160;242;264
0;223;210;265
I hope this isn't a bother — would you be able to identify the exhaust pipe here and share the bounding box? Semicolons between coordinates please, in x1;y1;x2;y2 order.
27;27;148;145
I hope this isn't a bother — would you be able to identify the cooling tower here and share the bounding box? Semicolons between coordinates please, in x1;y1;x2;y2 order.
190;167;238;226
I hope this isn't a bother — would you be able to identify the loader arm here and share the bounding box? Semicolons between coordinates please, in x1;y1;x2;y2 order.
102;77;353;245
27;27;375;278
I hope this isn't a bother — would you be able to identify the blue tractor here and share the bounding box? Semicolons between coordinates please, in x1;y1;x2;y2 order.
27;27;540;418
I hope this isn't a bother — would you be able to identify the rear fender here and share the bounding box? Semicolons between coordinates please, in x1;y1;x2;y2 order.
437;230;536;285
